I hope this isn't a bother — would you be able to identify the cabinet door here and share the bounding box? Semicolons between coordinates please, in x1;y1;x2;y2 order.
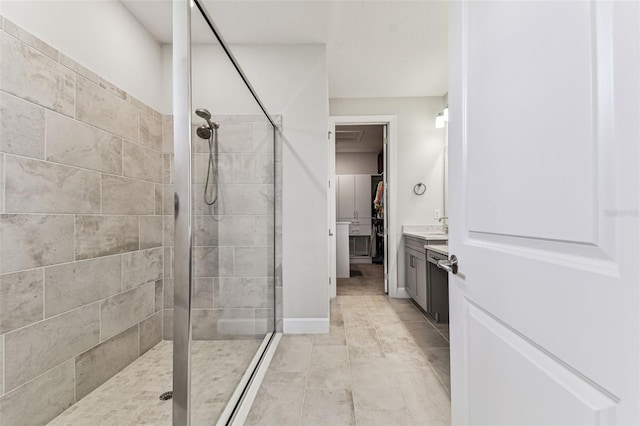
405;249;416;297
414;252;428;311
354;174;371;220
337;175;355;220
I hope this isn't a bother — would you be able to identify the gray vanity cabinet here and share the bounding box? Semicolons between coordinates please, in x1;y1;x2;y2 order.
404;237;428;311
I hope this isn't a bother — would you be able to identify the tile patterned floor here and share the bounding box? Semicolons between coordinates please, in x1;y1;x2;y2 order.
246;295;451;426
337;264;386;296
48;339;262;426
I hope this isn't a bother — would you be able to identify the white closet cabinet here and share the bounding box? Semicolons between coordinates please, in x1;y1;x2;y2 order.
337;174;371;223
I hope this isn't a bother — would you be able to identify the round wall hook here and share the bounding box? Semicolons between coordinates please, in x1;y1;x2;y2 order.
413;182;426;195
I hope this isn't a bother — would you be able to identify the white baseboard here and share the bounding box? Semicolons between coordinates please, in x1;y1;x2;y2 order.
283;318;330;334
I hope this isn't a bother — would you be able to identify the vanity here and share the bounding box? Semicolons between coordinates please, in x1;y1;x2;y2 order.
403;226;449;323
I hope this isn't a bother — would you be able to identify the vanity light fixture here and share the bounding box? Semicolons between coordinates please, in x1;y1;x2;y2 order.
435;113;445;129
443;105;449;122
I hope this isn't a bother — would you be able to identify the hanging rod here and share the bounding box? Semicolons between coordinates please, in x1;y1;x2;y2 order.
193;0;278;129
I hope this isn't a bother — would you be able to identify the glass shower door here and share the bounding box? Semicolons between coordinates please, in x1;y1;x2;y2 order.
173;1;280;424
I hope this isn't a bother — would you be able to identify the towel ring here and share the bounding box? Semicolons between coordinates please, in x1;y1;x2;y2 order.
413;182;426;195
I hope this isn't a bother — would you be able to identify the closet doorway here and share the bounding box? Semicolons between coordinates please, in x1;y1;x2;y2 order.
328;116;398;300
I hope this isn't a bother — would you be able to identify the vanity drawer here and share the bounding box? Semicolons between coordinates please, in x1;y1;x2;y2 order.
349;223;371;236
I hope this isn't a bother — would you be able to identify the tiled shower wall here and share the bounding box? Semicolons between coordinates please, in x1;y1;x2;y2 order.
0;18;172;424
163;115;282;339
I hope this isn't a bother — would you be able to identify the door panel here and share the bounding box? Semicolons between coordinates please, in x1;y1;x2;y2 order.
337;175;355;220
467;302;617;425
466;1;596;243
449;1;640;424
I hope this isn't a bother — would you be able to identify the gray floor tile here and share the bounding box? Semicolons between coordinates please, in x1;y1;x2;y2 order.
300;389;355;426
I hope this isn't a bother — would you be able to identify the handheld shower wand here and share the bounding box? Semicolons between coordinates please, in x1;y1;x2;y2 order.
195;108;220;206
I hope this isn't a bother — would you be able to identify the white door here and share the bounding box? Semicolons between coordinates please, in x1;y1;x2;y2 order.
383;124;388;293
328;127;337;298
449;1;640;424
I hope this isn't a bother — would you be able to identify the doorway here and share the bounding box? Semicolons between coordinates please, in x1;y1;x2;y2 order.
335;124;385;295
328;115;397;300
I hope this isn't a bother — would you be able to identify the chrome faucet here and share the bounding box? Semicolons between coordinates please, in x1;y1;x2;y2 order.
438;216;449;234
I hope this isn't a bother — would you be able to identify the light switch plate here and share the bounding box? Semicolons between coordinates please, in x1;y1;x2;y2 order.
434;209;441;219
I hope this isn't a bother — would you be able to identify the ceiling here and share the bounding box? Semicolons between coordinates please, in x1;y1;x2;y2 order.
336;125;383;153
120;0;448;99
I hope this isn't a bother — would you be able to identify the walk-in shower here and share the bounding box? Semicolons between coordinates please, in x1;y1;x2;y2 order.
0;0;279;424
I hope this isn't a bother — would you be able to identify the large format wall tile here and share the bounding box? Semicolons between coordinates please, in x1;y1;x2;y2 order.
0;92;45;159
122;248;163;291
45;256;122;317
4;302;100;391
155;279;163;312
75;325;138;400
0;214;74;273
163;278;174;309
215;122;254;153
233;153;274;184
5;155;100;214
194;215;255;247
0;269;43;334
193;246;234;277
101;174;155;215
0;360;75;426
100;283;155;341
2;18;59;61
0;33;75;116
163;309;173;340
75;215;139;260
193;278;214;308
162;121;174;153
193;153;233;184
122;140;162;183
0;337;3;395
214;277;273;309
46;111;122;174
140;216;163;249
139;112;162;152
219;184;274;215
235;247;273;277
139;311;162;355
0;154;3;213
75;76;138;141
192;308;255;340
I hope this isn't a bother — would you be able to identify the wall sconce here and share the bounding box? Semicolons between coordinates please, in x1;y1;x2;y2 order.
443;105;449;122
435;113;445;129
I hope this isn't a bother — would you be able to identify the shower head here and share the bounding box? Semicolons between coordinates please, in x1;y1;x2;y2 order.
196;125;212;140
195;107;219;130
195;108;211;121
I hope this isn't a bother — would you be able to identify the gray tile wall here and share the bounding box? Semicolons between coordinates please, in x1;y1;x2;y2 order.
163;115;283;340
0;18;166;425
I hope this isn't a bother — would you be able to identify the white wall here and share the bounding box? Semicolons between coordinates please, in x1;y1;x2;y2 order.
164;44;330;330
1;0;164;111
336;152;379;175
330;97;446;294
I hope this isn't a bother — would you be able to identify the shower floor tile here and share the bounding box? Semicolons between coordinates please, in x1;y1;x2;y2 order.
48;339;262;426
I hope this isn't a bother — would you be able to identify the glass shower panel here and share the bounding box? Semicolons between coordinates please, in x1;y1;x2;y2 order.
183;3;279;423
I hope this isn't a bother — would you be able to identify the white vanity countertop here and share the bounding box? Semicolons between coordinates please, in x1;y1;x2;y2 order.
425;244;449;256
402;224;447;242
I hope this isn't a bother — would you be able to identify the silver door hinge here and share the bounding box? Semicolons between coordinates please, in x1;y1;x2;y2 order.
328;131;332;139
329;277;332;285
